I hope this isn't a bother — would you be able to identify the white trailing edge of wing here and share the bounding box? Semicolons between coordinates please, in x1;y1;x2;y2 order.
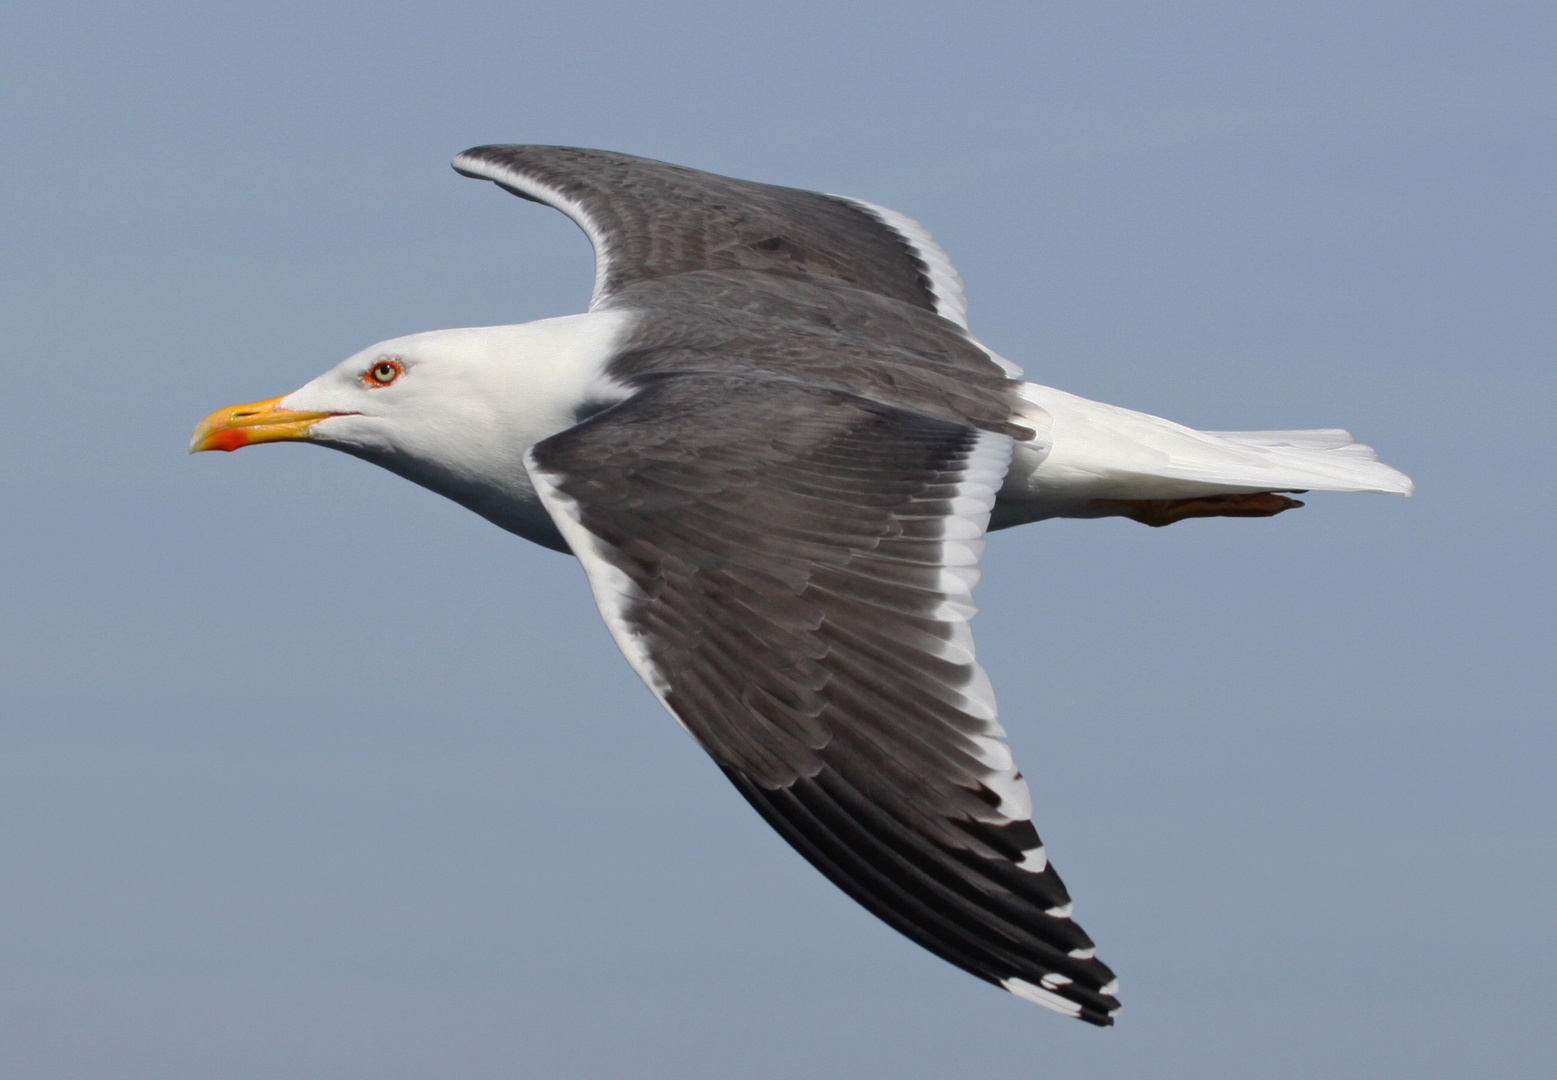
454;150;616;310
830;195;971;330
526;452;675;705
828;194;1026;379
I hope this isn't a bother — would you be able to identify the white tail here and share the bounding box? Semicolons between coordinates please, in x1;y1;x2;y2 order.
994;382;1413;527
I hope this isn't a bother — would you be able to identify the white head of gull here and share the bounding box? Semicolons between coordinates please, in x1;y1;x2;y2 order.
192;146;1412;1026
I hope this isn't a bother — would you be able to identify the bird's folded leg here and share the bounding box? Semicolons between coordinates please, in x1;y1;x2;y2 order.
1097;492;1306;527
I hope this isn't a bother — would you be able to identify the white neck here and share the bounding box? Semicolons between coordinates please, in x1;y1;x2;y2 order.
294;309;637;552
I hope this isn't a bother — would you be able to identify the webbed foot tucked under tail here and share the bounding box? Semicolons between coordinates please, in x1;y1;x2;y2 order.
1098;492;1306;527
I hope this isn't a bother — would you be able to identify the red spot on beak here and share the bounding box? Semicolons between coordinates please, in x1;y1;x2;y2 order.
208;429;250;452
189;396;338;453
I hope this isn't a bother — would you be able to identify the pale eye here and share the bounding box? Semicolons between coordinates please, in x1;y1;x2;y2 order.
366;359;403;386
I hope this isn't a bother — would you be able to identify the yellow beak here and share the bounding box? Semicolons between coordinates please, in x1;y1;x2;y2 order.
189;396;339;453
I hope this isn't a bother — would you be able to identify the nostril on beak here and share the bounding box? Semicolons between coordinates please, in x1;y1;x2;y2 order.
232;411;257;419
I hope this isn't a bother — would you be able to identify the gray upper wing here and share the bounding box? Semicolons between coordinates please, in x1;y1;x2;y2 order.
526;373;1119;1024
453;145;969;324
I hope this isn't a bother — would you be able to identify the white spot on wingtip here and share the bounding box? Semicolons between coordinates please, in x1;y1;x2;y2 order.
1002;977;1081;1017
1016;845;1047;872
1039;972;1073;989
966;733;1014;771
1099;977;1120;996
1067;946;1095;959
1045;901;1073;919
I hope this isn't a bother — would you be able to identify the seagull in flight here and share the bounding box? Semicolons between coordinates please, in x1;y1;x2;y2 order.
192;146;1412;1025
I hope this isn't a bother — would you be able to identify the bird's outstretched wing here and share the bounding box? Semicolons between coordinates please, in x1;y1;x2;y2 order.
526;373;1120;1025
453;144;969;327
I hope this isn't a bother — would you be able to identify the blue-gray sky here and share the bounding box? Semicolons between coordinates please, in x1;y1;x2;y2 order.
2;2;1552;1077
